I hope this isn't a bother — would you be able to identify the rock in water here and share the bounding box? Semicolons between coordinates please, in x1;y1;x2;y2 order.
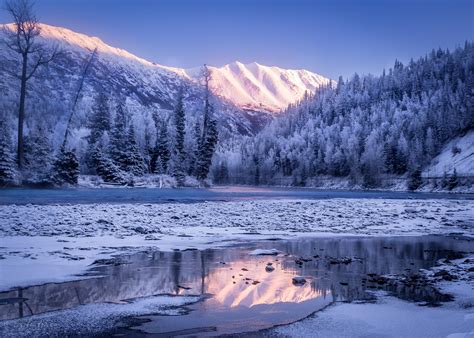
265;263;275;272
292;276;307;285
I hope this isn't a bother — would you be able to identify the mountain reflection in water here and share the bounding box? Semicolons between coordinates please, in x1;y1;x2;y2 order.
0;236;471;336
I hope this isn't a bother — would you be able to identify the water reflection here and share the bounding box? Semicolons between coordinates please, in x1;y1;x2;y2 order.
0;236;471;336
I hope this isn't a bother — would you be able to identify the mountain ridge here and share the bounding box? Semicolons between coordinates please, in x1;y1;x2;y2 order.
196;61;331;112
2;23;332;114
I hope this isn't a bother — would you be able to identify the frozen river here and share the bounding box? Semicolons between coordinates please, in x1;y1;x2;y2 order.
0;186;472;205
0;186;472;336
1;235;472;337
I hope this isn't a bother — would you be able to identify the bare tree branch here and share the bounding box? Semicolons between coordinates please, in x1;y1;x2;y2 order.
4;0;40;55
25;44;61;80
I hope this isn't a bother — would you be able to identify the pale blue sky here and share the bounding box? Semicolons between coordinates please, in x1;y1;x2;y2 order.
1;0;472;79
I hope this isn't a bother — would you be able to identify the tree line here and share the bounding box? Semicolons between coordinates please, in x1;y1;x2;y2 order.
0;81;219;187
0;0;218;187
213;42;473;189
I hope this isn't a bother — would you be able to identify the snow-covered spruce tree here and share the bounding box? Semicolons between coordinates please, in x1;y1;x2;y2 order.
109;101;129;170
195;66;219;181
86;92;111;171
171;91;186;185
96;154;126;184
51;147;79;185
88;92;111;145
187;120;201;176
143;124;154;173
121;125;147;176
23;124;53;184
195;117;218;180
151;122;170;174
154;156;165;175
0;120;16;185
90;138;125;184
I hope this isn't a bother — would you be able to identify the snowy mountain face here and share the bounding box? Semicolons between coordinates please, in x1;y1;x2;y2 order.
0;23;331;136
184;61;332;113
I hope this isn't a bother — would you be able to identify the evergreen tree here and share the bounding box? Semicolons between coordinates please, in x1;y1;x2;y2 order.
441;171;449;188
109;101;129;169
407;167;423;191
52;147;79;185
253;154;260;185
447;168;458;190
154;156;165;175
215;161;229;184
86;92;111;171
195;117;218;180
122;125;147;176
151;122;170;174
88;92;111;144
171;91;186;185
195;66;219;181
188;120;201;176
174;91;186;161
91;141;125;184
143;125;154;173
0;121;16;185
23;124;53;183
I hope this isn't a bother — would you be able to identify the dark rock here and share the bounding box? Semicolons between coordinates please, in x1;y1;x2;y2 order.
133;226;148;234
292;276;307;286
265;264;275;272
330;257;352;265
433;270;457;281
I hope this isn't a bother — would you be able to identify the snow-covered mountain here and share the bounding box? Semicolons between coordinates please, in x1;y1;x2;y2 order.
185;61;331;113
32;24;331;113
0;23;331;135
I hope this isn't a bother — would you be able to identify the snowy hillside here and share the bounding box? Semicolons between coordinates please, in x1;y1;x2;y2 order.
185;61;332;113
0;23;199;130
35;23;331;114
423;130;474;177
0;23;331;133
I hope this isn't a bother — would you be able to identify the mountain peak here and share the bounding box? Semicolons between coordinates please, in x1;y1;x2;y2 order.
207;61;332;112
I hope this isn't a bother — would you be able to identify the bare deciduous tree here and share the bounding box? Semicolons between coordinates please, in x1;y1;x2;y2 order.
61;47;98;150
200;64;211;143
3;0;60;169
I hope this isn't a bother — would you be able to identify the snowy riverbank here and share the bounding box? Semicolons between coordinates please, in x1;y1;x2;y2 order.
76;174;474;193
271;254;474;338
